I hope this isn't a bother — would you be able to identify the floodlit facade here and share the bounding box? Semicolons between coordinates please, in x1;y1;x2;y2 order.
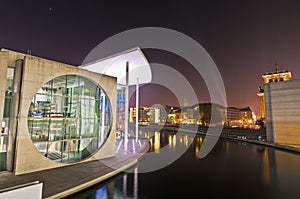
129;107;160;125
225;107;240;127
257;64;300;145
165;103;226;126
239;107;253;127
264;80;300;146
0;49;119;174
258;64;292;120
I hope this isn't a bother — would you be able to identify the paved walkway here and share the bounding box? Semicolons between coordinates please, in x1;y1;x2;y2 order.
0;138;150;199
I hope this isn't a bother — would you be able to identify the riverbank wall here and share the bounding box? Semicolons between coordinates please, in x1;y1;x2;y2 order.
134;124;300;154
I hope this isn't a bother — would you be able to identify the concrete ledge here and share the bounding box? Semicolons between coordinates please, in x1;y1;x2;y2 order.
220;135;300;154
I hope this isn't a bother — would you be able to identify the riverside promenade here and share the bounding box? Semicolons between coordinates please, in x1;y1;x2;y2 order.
0;138;150;199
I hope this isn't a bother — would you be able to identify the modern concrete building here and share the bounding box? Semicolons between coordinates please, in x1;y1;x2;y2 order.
257;64;298;145
0;49;118;174
80;47;152;142
264;80;300;146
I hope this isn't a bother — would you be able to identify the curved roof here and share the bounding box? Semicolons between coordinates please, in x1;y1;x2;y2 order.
80;47;152;85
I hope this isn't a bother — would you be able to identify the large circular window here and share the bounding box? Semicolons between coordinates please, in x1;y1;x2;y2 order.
27;75;111;162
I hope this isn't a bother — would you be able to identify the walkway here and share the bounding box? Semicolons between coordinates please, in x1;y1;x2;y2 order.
0;138;150;199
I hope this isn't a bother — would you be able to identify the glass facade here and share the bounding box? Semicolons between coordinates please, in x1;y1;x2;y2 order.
116;87;126;131
0;68;14;171
27;75;111;163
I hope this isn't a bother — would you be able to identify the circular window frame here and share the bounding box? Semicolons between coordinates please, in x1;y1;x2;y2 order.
27;74;113;163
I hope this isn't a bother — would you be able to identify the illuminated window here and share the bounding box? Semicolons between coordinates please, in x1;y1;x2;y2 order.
27;75;111;163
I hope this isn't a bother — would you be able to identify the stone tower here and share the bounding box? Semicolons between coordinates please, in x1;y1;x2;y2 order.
257;64;292;120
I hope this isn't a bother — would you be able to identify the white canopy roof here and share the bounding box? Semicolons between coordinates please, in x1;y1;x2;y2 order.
80;47;152;86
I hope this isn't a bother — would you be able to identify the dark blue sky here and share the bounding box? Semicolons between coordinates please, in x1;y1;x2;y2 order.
1;0;300;115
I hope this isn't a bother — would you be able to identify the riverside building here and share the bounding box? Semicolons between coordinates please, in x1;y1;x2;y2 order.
0;47;151;174
0;49;117;174
259;64;300;147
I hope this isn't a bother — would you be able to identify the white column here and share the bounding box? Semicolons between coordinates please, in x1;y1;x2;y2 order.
135;78;139;142
100;91;105;144
124;61;129;151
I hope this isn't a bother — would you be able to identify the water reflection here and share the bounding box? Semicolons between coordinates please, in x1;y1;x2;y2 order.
262;148;271;185
153;132;160;153
70;130;300;199
122;174;126;198
70;166;138;199
193;137;203;158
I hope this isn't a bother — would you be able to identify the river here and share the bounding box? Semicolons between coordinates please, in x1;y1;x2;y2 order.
68;130;300;199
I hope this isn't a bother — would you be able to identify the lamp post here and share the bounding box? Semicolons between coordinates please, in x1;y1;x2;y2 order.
135;78;139;142
124;62;129;151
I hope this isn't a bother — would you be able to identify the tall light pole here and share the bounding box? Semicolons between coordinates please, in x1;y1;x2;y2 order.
124;61;129;151
135;78;139;142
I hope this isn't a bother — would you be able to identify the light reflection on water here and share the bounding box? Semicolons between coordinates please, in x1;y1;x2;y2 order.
69;130;300;199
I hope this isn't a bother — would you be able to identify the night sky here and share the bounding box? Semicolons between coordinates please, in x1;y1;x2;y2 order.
1;0;300;116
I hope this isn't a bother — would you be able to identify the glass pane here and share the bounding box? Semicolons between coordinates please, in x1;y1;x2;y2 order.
34;142;47;155
66;118;77;139
46;141;64;162
1;68;15;171
49;118;64;141
28;75;112;163
29;118;49;142
0;135;8;152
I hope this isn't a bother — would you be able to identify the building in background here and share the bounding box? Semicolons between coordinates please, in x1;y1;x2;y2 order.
164;103;226;126
225;107;240;127
239;107;253;127
193;103;226;126
259;64;300;146
257;86;266;120
148;107;160;124
179;106;197;124
128;103;257;128
166;106;180;124
264;79;300;147
225;106;257;128
129;106;160;125
257;64;292;123
262;64;292;84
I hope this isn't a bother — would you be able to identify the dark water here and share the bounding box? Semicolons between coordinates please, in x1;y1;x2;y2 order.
69;130;300;199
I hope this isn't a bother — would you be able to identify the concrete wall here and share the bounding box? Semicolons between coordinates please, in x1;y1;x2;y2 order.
264;80;300;146
0;49;28;171
1;51;117;175
0;51;9;125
